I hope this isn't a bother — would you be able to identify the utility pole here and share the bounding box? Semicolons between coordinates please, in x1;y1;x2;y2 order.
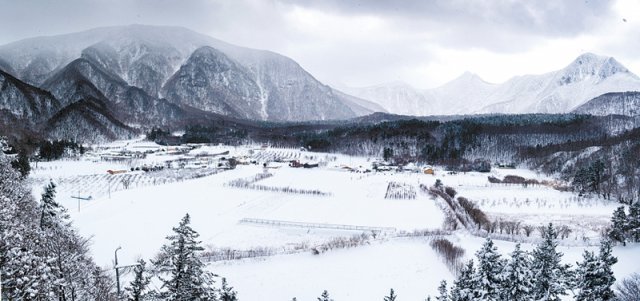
114;246;122;298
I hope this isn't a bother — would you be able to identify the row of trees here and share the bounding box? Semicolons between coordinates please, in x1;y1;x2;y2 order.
608;203;640;245
438;224;617;301
38;139;85;161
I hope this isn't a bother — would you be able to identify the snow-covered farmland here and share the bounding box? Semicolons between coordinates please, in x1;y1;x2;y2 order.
28;139;640;300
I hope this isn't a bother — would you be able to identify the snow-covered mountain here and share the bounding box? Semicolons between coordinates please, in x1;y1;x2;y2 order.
0;69;60;125
479;53;640;114
347;53;640;116
0;25;381;123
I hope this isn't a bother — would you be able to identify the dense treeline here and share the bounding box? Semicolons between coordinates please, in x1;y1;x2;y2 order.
38;139;85;161
437;228;619;301
185;113;638;202
0;154;114;300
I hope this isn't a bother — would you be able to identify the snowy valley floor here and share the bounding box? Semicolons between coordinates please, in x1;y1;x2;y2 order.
29;140;640;300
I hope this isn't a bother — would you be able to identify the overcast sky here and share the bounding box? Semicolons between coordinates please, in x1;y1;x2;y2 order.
1;0;638;89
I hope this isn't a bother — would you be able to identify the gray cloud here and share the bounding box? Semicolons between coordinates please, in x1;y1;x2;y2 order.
279;0;617;53
283;0;614;36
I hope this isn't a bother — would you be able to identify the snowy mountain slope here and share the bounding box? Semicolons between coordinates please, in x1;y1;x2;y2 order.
348;53;640;116
573;91;640;116
0;25;379;122
0;68;60;125
162;46;266;120
342;81;436;116
479;53;640;114
430;72;497;114
41;56;213;128
41;57;128;107
345;73;497;116
44;97;137;142
0;57;14;76
331;89;387;116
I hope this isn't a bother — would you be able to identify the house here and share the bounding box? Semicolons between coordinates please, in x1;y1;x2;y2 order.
423;166;435;175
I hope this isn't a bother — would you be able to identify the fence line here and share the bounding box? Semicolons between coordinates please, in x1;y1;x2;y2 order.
239;218;397;233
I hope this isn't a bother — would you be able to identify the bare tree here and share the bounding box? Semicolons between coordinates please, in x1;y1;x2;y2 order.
616;273;640;301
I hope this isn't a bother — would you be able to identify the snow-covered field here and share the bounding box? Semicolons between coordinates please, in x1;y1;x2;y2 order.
28;139;639;300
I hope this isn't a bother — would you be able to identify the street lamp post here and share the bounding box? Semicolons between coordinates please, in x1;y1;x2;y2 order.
114;246;122;298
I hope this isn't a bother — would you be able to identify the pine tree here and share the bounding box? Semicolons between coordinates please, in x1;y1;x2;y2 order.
435;280;448;301
574;241;617;301
154;214;217;301
318;290;334;301
501;244;534;301
608;206;628;245
531;223;572;301
450;260;477;301
575;250;599;301
596;240;617;300
126;259;151;301
472;238;505;301
39;181;67;229
219;278;238;301
626;202;640;242
384;288;397;301
10;150;30;178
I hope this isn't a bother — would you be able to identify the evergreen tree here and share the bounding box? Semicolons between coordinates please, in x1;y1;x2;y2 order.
608;206;628;245
531;223;572;301
384;288;397;301
574;241;617;301
318;290;334;301
574;250;599;301
596;240;617;300
154;214;217;301
626;202;640;243
472;238;505;301
501;244;534;301
588;160;606;196
219;278;238;301
435;280;448;301
10;150;30;178
126;259;151;301
450;260;477;301
39;180;66;229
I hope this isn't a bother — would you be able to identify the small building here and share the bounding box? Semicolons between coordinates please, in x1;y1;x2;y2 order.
423;166;435;175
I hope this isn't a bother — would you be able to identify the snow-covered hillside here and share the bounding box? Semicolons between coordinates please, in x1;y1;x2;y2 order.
0;25;381;122
347;53;640;116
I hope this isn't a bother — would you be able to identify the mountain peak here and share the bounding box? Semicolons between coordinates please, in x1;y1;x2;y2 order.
559;52;631;85
452;71;486;83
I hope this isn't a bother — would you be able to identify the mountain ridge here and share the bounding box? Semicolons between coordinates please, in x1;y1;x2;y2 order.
0;24;382;124
347;52;640;116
